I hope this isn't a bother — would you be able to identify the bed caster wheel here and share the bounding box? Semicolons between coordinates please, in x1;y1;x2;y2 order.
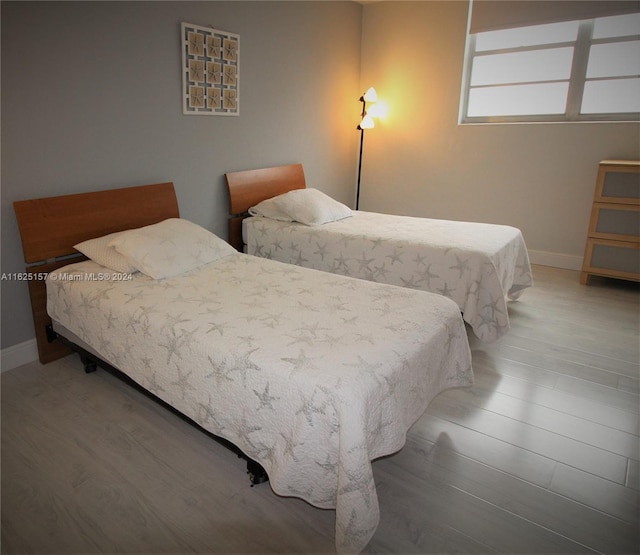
247;459;268;486
80;355;97;374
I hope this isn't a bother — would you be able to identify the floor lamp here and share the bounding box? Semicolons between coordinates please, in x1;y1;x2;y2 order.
356;87;377;210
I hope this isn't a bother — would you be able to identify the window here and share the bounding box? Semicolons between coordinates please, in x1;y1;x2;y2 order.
460;12;640;123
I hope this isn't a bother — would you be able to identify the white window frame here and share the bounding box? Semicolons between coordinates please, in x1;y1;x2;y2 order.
459;18;640;124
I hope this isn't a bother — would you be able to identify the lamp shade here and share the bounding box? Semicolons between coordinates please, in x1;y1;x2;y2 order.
359;114;375;129
363;87;378;103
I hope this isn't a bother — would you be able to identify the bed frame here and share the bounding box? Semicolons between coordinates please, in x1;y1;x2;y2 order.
14;182;179;364
13;181;268;485
225;163;306;251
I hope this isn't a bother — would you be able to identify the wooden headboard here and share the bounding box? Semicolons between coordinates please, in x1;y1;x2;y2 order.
13;182;179;364
225;164;306;251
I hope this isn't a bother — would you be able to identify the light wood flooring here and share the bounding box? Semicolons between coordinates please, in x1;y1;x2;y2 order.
2;265;639;554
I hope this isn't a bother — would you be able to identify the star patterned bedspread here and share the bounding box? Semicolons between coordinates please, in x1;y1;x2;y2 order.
47;254;473;554
243;211;533;342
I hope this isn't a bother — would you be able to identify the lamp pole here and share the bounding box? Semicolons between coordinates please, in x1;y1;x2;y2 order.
356;124;365;211
355;93;367;211
355;87;377;211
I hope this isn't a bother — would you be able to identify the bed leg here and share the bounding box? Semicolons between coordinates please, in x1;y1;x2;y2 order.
79;354;97;374
45;324;58;343
246;459;268;486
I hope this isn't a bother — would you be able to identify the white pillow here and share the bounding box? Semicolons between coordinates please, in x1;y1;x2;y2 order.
274;188;352;225
109;218;236;279
74;232;137;274
248;198;293;222
251;188;352;226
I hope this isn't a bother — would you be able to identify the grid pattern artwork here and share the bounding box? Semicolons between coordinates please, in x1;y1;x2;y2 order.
181;22;239;116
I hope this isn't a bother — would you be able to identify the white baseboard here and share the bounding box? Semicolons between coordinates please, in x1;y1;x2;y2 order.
528;249;583;271
1;338;39;372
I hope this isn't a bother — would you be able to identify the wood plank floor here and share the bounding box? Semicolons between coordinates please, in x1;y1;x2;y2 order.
2;265;638;554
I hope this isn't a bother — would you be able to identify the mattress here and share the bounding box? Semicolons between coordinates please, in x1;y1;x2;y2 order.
243;211;533;342
47;254;473;554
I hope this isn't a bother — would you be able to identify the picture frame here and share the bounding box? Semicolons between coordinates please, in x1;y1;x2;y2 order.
181;22;239;116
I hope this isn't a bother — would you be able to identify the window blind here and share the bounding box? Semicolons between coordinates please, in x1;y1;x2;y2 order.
469;0;640;34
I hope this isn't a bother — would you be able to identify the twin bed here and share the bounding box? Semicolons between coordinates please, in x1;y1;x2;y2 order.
227;163;533;343
14;180;474;554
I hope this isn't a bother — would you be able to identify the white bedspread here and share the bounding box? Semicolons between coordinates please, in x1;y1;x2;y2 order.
244;211;533;342
47;254;473;554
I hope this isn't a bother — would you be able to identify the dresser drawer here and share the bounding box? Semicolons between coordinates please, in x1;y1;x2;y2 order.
582;238;640;282
588;203;640;242
594;162;640;205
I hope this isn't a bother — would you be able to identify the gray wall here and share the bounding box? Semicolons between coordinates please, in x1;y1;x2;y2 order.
1;1;362;349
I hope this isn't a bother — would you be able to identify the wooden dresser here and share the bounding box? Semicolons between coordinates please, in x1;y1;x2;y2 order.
581;160;640;285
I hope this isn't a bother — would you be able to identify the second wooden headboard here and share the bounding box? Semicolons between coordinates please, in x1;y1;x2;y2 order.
225;163;306;251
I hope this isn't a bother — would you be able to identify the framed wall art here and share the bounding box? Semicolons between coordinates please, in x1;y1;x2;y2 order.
181;22;239;116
